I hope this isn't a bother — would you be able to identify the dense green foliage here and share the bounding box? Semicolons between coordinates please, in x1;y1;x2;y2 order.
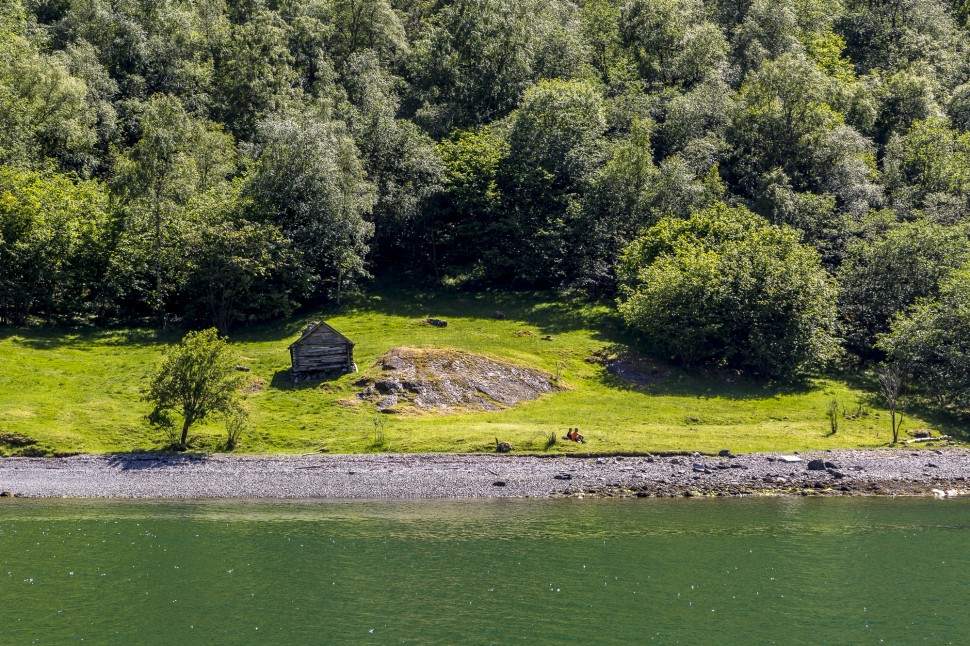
618;204;838;377
880;265;970;407
838;218;970;356
5;0;970;391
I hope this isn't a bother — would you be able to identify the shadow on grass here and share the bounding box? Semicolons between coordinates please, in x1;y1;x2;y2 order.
845;369;970;443
589;343;817;400
644;374;817;400
228;318;312;344
268;368;348;391
354;286;630;344
4;325;179;350
855;391;970;443
902;403;970;443
1;285;630;351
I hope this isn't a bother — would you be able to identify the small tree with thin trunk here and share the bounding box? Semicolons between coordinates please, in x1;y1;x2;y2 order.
145;328;244;450
878;363;904;444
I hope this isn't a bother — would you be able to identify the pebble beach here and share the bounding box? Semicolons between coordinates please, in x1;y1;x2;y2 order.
1;449;969;499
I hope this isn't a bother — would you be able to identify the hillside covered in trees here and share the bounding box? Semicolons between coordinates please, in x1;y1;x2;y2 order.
5;0;970;398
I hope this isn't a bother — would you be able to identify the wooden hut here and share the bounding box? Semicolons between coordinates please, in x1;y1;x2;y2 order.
289;321;355;377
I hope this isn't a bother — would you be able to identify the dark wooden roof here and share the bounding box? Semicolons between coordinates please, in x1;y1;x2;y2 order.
288;321;355;349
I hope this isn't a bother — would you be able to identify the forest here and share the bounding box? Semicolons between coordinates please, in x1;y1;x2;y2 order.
5;0;970;404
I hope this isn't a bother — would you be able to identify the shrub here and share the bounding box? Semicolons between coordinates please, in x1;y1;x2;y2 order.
617;203;839;378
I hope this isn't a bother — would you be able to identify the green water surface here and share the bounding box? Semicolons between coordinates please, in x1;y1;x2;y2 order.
0;497;968;644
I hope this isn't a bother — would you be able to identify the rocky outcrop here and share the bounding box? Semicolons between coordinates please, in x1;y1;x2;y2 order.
357;347;562;413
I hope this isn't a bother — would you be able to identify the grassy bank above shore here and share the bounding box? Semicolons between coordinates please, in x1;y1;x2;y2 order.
0;289;962;456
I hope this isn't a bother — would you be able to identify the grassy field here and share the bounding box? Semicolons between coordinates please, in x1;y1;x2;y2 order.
0;288;963;455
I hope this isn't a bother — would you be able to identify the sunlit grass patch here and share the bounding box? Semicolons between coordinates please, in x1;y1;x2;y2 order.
0;287;960;455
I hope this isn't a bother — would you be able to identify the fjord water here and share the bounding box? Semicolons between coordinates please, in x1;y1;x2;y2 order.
0;498;967;644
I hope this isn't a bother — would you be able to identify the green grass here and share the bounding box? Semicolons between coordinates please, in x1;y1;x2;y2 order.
0;288;963;455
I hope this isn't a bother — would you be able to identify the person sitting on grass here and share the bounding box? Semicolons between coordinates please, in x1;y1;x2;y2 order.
563;428;586;443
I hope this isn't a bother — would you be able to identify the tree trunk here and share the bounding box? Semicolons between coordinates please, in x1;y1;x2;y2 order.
179;417;192;450
152;181;166;330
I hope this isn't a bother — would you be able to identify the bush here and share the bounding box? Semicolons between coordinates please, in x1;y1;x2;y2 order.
617;203;839;378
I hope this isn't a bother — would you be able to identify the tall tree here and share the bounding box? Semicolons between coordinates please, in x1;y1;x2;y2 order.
246;115;376;301
113;94;236;326
838;0;963;77
406;0;591;135
838;219;970;356
496;79;608;285
0;1;98;171
181;189;310;334
328;0;408;66
727;54;880;217
883;117;970;218
880;264;970;408
434;126;508;279
212;8;295;140
340;51;442;267
580;0;632;86
619;0;727;90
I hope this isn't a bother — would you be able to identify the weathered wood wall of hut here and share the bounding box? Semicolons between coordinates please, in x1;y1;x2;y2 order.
290;343;353;374
289;321;355;375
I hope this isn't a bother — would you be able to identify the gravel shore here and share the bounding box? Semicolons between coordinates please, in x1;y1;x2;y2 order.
1;449;969;499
